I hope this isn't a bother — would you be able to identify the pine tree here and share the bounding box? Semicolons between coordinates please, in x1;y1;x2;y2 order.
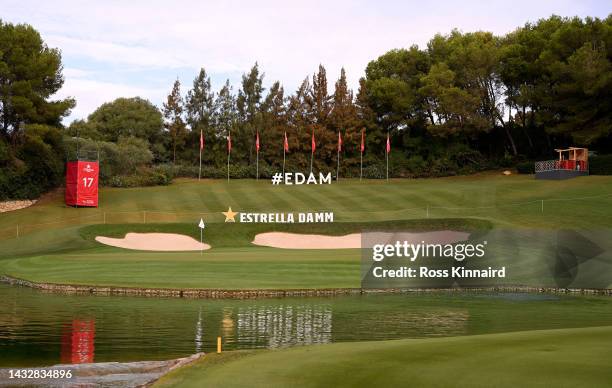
186;68;215;163
309;64;335;168
213;80;238;166
261;81;287;168
286;77;313;170
237;63;264;164
330;68;360;162
162;79;186;164
310;64;332;124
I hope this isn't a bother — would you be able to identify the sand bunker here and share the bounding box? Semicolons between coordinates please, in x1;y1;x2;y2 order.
96;233;210;251
252;230;470;249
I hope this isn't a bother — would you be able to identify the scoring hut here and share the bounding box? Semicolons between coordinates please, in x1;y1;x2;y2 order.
535;147;589;180
65;159;99;207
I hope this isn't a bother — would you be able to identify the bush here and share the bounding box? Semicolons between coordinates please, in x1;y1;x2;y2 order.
64;136;161;187
590;155;612;175
115;136;154;175
107;166;173;187
362;164;386;179
0;125;65;200
168;163;277;180
516;161;535;174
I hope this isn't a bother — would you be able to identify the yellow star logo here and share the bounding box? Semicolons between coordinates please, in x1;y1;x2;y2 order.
222;207;238;222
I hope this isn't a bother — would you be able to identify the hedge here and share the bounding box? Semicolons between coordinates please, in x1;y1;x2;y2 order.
589;155;612;175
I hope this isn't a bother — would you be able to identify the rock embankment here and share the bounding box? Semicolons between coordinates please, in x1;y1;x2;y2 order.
0;352;204;387
0;200;36;213
2;275;611;299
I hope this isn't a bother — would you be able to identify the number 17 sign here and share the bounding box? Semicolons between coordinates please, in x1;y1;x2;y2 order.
65;160;99;207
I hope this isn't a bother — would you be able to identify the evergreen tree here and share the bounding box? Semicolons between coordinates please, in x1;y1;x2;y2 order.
286;77;313;170
329;68;360;164
237;63;264;164
0;20;75;145
162;79;186;164
213;80;238;166
261;81;287;168
186;68;216;163
309;65;335;168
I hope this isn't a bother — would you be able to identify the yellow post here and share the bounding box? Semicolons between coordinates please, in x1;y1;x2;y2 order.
217;336;222;354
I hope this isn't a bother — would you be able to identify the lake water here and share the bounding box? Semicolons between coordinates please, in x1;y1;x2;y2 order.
2;283;612;367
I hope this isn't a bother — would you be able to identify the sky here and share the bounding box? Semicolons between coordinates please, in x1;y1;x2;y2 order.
2;0;610;123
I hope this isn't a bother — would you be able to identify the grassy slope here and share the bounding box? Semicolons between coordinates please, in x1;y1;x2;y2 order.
155;326;612;388
0;219;487;288
1;175;611;232
1;174;611;288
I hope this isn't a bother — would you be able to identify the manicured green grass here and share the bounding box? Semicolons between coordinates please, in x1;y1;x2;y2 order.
0;219;487;288
155;326;612;388
1;174;611;234
1;174;611;288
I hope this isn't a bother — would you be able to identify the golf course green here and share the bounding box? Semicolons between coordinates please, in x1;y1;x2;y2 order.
155;326;612;388
1;174;611;289
2;174;612;387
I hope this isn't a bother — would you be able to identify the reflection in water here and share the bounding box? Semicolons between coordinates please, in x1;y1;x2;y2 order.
194;308;203;353
2;283;612;367
235;305;332;348
60;319;95;364
221;307;234;338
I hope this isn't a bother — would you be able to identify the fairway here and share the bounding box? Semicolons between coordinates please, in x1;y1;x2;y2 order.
1;174;612;289
2;174;612;231
2;6;610;386
154;326;612;388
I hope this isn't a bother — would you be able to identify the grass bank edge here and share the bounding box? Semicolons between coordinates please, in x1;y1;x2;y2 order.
154;325;612;388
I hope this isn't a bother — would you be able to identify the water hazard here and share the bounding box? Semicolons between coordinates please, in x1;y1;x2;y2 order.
2;284;612;367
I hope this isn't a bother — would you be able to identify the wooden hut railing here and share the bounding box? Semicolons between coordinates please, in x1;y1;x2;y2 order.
535;159;589;173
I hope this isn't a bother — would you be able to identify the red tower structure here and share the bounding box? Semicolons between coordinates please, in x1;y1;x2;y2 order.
65;160;99;207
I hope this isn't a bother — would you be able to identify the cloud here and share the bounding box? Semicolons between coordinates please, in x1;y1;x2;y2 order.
55;77;167;121
3;0;608;122
47;35;187;69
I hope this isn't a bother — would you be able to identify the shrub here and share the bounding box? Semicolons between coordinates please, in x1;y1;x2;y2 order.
590;155;612;175
0;125;65;200
106;166;173;187
115;136;154;175
516;161;535;174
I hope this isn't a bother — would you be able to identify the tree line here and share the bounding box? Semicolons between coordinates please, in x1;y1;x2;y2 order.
1;15;611;198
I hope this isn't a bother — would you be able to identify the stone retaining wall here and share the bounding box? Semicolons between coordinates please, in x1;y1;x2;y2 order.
2;275;611;299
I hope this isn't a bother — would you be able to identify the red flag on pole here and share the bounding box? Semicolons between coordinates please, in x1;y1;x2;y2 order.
338;131;342;152
311;129;316;154
255;131;260;153
386;133;391;153
227;132;232;153
200;129;204;150
284;131;289;152
360;128;365;153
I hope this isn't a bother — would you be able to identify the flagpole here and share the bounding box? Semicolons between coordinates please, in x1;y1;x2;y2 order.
360;151;363;182
283;147;286;176
256;131;259;181
310;129;314;175
310;152;313;175
336;131;340;181
386;149;389;182
360;128;365;182
198;130;202;181
386;132;389;183
337;148;340;181
227;131;231;183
